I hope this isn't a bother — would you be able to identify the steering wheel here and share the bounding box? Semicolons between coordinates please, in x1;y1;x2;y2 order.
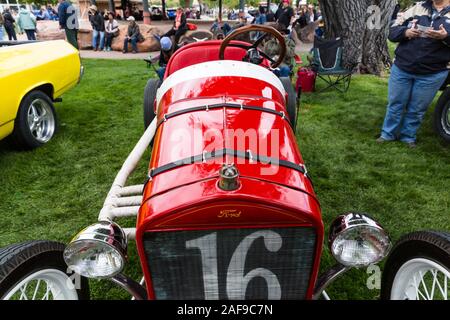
219;25;287;69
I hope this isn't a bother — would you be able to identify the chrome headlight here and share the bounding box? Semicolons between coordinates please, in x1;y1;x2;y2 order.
329;213;391;268
63;221;127;279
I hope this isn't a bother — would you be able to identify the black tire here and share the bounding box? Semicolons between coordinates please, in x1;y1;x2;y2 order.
381;231;450;300
0;240;90;300
433;88;450;143
144;78;162;130
280;77;298;131
11;90;57;150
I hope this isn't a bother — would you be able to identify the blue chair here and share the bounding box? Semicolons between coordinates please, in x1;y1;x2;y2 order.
311;37;353;93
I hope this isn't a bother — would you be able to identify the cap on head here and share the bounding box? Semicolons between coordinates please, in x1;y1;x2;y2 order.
89;5;97;12
283;0;290;4
127;16;135;21
160;37;172;51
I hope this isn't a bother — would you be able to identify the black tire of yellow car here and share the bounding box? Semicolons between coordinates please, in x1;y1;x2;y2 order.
0;240;90;300
10;90;57;150
144;78;162;130
280;77;298;131
380;231;450;300
433;87;450;143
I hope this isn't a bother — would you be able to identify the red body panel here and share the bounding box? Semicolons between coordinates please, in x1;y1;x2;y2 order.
136;41;324;300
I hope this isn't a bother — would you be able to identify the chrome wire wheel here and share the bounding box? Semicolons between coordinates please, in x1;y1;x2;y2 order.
26;98;55;143
391;258;449;300
2;269;78;300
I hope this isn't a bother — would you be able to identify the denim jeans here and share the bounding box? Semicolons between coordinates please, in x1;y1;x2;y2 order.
381;64;449;143
92;30;105;50
123;37;138;53
0;26;3;40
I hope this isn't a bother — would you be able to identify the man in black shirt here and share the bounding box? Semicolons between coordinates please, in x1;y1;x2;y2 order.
277;0;294;31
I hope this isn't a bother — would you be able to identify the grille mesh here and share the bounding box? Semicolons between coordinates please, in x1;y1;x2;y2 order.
143;227;316;300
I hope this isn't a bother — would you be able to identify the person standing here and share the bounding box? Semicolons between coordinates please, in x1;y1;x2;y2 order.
3;8;17;41
123;16;142;54
17;6;37;41
58;0;79;49
88;5;105;51
276;0;294;32
163;7;187;45
378;0;450;148
104;12;119;52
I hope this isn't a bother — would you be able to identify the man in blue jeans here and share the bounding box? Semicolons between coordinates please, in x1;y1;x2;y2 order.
378;0;450;148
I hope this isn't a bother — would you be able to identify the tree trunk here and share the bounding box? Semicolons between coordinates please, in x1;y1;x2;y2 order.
319;0;397;75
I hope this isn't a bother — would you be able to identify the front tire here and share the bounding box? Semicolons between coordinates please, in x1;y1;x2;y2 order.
11;90;57;149
0;241;89;300
433;88;450;143
381;231;450;300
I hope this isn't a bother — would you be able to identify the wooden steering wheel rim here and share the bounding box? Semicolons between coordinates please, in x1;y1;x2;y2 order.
218;25;287;69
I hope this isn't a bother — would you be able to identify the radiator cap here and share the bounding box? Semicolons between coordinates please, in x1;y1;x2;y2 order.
218;164;240;191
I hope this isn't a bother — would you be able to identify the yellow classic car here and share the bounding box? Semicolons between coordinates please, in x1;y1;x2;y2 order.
0;40;83;149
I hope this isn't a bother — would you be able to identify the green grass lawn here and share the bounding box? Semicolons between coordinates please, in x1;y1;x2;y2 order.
0;59;449;300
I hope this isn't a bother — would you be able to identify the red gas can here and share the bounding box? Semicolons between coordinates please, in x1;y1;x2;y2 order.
296;68;316;93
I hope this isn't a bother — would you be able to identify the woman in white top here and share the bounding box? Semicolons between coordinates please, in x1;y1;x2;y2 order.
104;12;119;51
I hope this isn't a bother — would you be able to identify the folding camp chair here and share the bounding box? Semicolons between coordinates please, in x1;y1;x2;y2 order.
311;37;352;93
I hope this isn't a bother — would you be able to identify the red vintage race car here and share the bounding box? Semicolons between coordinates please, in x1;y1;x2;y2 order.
0;26;449;300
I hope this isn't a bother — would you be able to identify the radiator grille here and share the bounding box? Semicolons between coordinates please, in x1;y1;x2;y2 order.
143;227;316;300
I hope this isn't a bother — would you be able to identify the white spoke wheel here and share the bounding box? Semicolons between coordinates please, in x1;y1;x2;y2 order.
0;241;89;300
11;90;57;149
381;231;450;300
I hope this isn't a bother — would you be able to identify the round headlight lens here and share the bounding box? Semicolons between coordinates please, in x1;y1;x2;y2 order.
63;221;127;279
64;239;125;278
329;213;391;268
